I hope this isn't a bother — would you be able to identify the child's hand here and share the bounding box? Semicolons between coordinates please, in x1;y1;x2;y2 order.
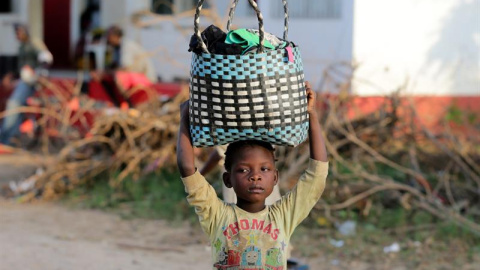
305;81;328;162
305;81;316;114
180;100;190;125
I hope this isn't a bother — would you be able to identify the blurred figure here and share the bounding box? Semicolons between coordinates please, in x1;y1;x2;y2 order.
0;23;52;146
74;0;101;70
89;25;157;107
106;26;157;83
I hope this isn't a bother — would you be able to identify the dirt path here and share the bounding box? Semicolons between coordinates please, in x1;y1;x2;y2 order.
0;199;213;270
0;153;475;270
0;153;40;184
0;199;414;270
2;202;476;270
0;152;216;270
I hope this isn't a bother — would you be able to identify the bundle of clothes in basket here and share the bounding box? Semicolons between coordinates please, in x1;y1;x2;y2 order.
189;25;296;55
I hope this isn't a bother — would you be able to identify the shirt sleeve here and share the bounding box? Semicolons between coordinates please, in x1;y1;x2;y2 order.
31;38;49;52
181;171;225;236
275;159;328;237
31;38;53;65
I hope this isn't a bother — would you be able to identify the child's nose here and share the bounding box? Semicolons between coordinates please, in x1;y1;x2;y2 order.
249;173;262;181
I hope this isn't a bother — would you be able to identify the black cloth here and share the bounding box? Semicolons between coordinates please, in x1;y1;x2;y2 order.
188;25;243;55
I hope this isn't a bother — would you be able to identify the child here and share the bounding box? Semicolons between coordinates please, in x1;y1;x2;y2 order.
199;144;282;205
177;81;328;269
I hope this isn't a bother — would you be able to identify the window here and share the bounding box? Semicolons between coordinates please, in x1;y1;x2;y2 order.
152;0;174;15
0;0;12;13
152;0;206;15
272;0;342;19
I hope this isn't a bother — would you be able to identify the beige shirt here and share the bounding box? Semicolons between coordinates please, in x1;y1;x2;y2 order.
182;159;328;270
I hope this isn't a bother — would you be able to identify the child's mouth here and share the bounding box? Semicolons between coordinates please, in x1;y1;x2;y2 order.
248;186;265;194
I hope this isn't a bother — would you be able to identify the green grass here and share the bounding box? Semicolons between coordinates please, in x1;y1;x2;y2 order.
303;204;479;245
66;168;197;222
65;163;479;261
290;207;479;269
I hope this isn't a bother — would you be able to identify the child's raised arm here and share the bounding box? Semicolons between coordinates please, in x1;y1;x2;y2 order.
306;81;328;162
176;101;196;177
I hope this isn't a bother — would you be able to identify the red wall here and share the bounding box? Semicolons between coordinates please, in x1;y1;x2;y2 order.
335;95;480;140
43;0;71;69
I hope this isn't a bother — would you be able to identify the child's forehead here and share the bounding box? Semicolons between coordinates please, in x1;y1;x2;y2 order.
232;145;275;161
235;144;270;153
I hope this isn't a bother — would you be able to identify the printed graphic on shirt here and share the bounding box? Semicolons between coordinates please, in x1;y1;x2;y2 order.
214;250;242;269
213;218;285;270
217;246;228;265
222;218;280;241
241;246;262;267
265;248;284;270
215;238;223;253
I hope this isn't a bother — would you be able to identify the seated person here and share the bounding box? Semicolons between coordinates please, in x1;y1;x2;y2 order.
89;25;158;107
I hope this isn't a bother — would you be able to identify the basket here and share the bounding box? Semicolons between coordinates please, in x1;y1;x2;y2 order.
189;0;308;147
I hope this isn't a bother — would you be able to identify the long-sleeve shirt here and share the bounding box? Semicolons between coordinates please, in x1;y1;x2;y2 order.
181;159;328;270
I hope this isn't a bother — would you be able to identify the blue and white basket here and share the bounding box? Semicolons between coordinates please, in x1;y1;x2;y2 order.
189;0;309;147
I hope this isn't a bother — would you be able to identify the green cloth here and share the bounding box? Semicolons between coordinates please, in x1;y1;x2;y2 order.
225;29;275;54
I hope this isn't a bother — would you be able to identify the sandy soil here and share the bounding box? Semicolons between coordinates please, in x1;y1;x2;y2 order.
0;153;40;183
0;153;476;270
0;199;417;270
0;199;213;270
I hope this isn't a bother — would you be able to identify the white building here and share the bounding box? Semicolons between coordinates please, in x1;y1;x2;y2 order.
0;0;478;96
0;0;43;73
353;0;480;96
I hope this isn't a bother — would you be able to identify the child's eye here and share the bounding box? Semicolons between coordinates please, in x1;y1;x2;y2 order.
238;168;249;173
261;167;270;172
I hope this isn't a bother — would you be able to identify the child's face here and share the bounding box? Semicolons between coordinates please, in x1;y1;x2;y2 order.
223;145;278;206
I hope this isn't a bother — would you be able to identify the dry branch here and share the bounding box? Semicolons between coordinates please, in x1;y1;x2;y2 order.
5;83;189;201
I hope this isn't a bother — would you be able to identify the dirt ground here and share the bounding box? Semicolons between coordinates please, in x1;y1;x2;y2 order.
0;199;409;270
0;153;477;270
0;153;214;270
0;153;305;270
0;153;40;184
0;199;214;270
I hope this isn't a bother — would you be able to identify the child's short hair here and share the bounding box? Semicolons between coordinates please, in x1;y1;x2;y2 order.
223;140;275;172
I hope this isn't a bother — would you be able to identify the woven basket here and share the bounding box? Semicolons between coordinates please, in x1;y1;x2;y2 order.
189;0;308;147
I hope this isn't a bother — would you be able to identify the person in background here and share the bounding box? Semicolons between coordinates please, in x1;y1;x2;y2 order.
74;0;101;70
0;23;52;146
89;25;157;107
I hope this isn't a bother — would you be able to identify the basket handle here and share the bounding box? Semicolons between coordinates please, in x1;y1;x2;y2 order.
194;0;289;54
226;0;289;41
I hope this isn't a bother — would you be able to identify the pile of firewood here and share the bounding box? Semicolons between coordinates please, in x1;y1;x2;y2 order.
3;73;479;236
275;90;480;236
6;84;189;201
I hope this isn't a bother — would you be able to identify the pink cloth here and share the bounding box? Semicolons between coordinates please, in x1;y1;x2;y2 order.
115;71;153;90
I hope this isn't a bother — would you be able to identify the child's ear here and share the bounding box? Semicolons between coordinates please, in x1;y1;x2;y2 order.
223;172;232;188
274;169;279;185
